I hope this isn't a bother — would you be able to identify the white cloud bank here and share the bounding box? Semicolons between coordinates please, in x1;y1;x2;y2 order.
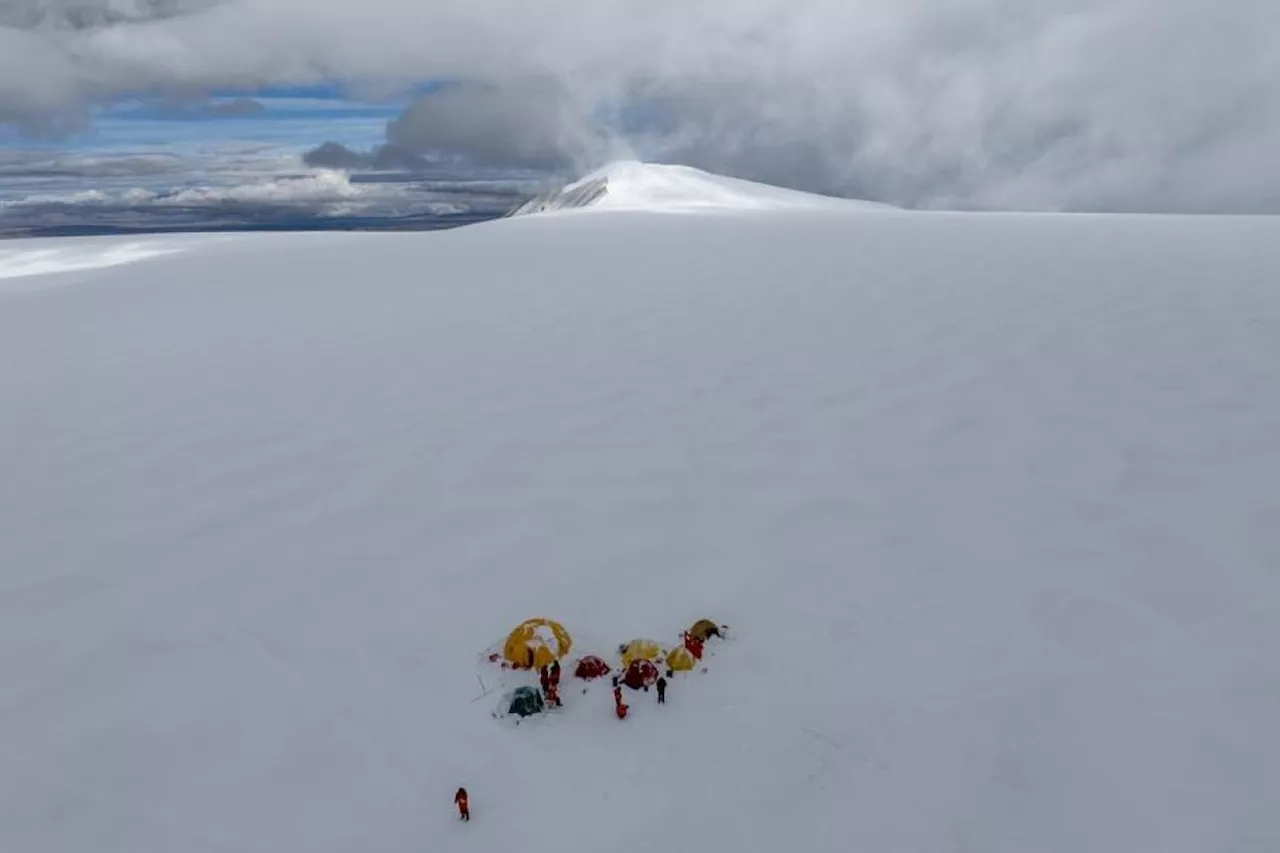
3;0;1279;211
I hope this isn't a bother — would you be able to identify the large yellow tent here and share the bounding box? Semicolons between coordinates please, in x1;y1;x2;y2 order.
503;618;572;669
619;638;666;667
665;645;697;672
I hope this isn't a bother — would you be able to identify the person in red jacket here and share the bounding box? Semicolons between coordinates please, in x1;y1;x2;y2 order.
454;787;469;822
613;683;628;719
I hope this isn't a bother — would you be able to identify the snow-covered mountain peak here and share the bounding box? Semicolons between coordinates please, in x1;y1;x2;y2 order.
509;160;892;215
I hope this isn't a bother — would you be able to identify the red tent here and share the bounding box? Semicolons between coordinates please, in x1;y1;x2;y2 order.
622;658;659;689
574;655;611;680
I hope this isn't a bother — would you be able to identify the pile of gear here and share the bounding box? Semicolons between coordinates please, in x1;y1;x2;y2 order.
487;617;728;721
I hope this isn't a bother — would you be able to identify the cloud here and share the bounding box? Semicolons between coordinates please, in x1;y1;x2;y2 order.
301;79;615;174
155;97;267;119
0;145;538;238
0;169;508;238
302;141;429;172
0;0;223;31
160;170;368;206
384;79;612;170
0;148;268;181
2;0;1279;211
302;141;367;170
0;171;375;209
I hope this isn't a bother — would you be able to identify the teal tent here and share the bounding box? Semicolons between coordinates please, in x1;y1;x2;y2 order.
507;686;544;717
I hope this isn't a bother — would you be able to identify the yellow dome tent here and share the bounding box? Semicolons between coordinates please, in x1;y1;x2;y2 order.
619;638;666;668
687;619;723;642
665;645;697;672
503;618;572;670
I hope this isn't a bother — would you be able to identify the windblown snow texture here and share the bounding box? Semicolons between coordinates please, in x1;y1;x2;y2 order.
2;164;1279;853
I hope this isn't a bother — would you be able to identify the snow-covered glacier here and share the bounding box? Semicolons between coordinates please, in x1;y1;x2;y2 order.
2;163;1279;853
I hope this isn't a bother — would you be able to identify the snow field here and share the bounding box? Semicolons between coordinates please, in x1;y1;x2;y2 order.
2;175;1280;852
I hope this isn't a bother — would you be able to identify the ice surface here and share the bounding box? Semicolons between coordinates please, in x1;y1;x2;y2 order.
2;185;1280;853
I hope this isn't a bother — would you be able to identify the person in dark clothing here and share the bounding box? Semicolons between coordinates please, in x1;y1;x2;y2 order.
550;660;561;684
539;665;550;695
454;787;470;821
656;676;667;704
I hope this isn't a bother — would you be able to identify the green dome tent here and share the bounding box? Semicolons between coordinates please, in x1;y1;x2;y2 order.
506;686;545;717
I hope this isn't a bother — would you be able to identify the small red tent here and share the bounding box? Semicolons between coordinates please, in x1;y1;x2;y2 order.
574;655;611;680
622;658;659;689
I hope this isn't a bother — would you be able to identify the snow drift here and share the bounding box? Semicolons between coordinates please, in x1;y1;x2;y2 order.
509;160;892;215
2;167;1280;853
0;237;195;282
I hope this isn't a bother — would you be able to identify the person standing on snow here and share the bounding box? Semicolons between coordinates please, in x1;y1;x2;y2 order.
546;678;561;707
613;683;628;719
454;787;470;822
550;659;561;688
539;664;551;696
656;675;667;704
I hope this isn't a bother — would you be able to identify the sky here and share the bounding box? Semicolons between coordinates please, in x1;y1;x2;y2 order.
2;0;1279;232
0;82;539;235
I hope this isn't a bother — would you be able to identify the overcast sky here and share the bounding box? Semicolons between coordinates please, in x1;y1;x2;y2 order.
3;0;1279;212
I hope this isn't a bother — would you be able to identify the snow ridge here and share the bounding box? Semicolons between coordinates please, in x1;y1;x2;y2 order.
509;160;892;215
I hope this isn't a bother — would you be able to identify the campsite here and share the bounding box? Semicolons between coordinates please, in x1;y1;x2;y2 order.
485;618;727;722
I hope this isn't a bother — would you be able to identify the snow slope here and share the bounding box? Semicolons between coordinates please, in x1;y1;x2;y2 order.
509;159;891;215
0;236;200;283
2;168;1280;853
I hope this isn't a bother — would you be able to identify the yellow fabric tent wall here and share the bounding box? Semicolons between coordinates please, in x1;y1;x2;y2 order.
503;618;572;669
620;638;665;667
666;645;697;672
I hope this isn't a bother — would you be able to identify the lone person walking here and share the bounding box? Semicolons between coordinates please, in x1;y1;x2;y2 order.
454;787;470;822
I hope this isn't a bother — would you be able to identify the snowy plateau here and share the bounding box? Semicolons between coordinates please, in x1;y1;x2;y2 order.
2;162;1279;853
